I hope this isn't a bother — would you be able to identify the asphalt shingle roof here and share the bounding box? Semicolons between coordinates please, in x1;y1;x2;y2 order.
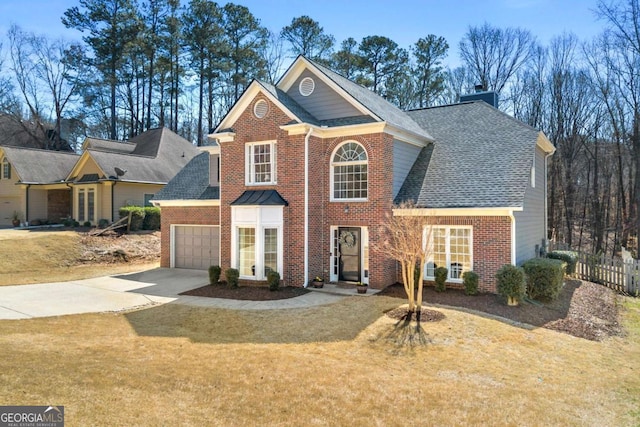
153;152;219;201
87;127;201;184
0;146;79;183
397;101;541;208
308;59;433;140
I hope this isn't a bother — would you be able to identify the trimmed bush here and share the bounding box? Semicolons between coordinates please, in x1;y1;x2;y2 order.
83;221;92;227
98;218;109;229
547;250;578;275
496;264;526;305
462;271;479;296
267;270;280;292
119;206;146;231
225;268;239;289
142;207;161;230
208;265;221;285
522;258;565;302
434;267;448;292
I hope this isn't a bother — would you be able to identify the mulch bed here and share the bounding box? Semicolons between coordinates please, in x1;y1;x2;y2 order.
385;307;446;322
377;279;624;341
181;284;310;301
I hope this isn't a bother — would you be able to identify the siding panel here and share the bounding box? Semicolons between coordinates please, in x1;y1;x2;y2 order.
392;140;421;198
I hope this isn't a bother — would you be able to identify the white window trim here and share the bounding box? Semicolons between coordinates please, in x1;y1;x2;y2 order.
245;140;277;186
330;141;369;202
75;185;98;224
423;225;473;283
231;206;284;281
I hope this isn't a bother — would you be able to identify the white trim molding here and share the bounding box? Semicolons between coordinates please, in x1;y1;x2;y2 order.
152;200;220;207
393;207;522;217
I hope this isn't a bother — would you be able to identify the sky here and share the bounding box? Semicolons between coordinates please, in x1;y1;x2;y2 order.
0;0;607;69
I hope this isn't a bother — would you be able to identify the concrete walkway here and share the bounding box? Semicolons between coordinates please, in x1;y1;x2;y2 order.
0;268;345;320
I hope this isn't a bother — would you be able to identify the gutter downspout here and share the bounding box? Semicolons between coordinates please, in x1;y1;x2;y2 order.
303;126;313;287
509;209;516;265
544;152;553;248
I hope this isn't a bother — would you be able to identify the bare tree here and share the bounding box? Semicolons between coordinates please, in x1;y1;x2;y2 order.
459;22;536;96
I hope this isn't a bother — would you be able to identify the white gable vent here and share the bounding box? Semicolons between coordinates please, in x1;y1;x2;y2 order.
254;99;268;119
299;77;315;97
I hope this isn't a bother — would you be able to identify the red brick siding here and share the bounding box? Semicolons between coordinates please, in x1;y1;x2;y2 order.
159;206;220;267
411;216;511;293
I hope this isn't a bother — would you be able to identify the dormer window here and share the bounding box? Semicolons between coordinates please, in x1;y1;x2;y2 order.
331;141;368;200
2;158;10;179
246;141;277;185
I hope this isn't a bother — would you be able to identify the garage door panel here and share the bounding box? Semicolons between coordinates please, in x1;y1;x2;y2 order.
173;225;220;270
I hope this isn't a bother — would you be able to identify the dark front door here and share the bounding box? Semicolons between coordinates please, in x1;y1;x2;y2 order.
338;227;361;282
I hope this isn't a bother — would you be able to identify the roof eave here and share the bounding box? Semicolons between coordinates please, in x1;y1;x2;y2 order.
393;207;523;217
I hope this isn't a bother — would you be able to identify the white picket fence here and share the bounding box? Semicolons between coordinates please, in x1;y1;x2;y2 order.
573;251;640;295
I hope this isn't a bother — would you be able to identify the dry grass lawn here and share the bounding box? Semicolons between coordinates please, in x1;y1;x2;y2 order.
0;229;159;286
0;296;638;426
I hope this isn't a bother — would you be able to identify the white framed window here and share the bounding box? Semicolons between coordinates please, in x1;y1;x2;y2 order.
2;158;10;179
232;206;283;280
144;193;155;207
246;141;277;185
76;186;97;224
331;141;368;201
424;226;473;282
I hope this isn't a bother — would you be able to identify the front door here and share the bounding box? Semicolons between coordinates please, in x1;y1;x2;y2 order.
338;227;361;282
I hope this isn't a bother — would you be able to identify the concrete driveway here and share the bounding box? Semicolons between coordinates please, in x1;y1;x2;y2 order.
0;268;344;319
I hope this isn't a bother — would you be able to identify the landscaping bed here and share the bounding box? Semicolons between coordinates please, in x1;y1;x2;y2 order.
377;279;623;341
181;284;310;301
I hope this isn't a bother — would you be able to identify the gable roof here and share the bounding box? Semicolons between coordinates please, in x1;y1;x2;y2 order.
70;127;200;184
153;152;219;201
397;101;547;209
212;56;432;144
0;146;79;183
304;58;433;140
82;137;136;154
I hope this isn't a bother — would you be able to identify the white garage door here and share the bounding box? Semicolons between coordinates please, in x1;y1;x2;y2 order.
0;197;20;226
173;225;220;270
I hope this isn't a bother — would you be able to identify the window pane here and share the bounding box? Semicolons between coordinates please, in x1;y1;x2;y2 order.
88;189;95;222
78;190;85;222
250;143;275;183
450;228;471;279
264;228;278;276
238;228;255;276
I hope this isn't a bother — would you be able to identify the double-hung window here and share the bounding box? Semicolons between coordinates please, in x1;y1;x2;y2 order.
424;226;472;282
2;158;10;179
331;141;368;200
246;141;277;185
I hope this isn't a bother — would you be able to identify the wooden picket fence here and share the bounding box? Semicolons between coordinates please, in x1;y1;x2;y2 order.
573;251;640;296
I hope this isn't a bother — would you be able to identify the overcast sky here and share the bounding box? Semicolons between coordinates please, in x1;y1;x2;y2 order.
0;0;606;69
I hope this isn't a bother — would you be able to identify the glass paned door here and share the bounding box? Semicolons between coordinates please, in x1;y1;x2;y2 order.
338;227;361;282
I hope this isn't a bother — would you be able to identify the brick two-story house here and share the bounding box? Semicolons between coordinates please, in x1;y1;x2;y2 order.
153;56;555;292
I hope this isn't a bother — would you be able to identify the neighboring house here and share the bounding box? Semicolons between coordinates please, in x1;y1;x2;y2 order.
0;127;200;226
154;56;554;292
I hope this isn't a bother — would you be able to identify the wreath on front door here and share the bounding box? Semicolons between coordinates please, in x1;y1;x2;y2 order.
338;230;356;248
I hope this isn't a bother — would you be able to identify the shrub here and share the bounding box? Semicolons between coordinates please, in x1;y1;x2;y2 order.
98;218;109;229
83;221;92;227
462;271;479;296
522;258;565;301
142;207;161;230
73;220;80;227
547;250;578;275
267;270;280;291
119;206;146;231
225;268;239;289
496;264;526;305
434;267;448;292
208;265;221;285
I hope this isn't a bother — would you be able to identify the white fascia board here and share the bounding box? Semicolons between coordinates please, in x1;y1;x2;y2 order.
199;145;220;154
384;124;433;147
393;207;523;217
209;132;236;144
277;56;379;120
152;200;221;207
537;132;555;154
213;81;300;133
280;122;386;137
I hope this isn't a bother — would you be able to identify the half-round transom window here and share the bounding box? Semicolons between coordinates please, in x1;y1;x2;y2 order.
299;77;315;96
331;141;368;200
254;99;268;119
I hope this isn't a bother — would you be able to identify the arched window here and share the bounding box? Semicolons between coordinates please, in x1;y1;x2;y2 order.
331;141;368;200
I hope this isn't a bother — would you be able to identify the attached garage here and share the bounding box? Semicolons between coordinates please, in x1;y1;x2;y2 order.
173;225;220;269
